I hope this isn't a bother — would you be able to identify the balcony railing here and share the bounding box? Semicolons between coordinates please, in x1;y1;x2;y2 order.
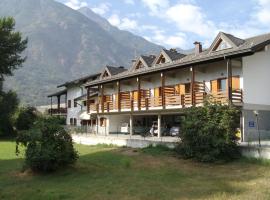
88;89;242;113
48;108;67;115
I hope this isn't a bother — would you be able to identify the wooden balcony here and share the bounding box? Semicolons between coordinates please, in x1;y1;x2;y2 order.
88;89;243;114
48;108;67;115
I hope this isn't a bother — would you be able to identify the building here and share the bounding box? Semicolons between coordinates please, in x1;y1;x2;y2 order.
48;66;126;128
83;32;270;142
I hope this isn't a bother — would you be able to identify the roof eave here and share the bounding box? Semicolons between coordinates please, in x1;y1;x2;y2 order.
85;48;254;88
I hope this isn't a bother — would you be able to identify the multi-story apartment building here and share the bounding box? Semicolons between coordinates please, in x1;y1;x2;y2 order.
48;66;126;127
84;32;270;142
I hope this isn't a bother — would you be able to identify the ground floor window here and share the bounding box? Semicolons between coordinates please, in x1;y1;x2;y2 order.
70;118;73;125
74;118;77;126
100;118;107;127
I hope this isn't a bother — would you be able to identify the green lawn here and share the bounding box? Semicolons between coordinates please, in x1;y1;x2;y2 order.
0;140;270;200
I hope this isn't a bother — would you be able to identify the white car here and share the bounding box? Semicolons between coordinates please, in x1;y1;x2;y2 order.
120;123;129;134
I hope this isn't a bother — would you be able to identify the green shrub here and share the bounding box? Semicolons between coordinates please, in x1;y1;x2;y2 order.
16;116;78;172
177;101;241;162
15;107;38;131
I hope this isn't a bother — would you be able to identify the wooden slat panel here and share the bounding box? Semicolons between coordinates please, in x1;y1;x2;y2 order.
211;80;218;93
232;77;240;90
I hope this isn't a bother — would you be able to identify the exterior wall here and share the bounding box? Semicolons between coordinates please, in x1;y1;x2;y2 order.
242;45;270;142
96;114;129;135
243;45;270;108
66;85;84;126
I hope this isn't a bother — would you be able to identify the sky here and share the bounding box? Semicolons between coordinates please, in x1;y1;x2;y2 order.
57;0;270;49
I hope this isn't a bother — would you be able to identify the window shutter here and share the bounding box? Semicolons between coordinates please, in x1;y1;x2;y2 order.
211;80;218;93
154;87;160;97
179;84;185;95
232;77;240;90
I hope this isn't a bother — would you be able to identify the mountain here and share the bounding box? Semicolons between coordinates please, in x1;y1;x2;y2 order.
0;0;162;106
78;7;160;54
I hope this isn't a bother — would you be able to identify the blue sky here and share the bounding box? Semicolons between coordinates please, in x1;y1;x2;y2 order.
58;0;270;49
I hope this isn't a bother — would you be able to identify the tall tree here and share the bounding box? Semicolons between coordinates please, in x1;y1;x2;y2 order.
0;17;27;136
0;17;27;82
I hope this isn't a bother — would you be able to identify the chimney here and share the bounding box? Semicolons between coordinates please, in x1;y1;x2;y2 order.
194;41;202;55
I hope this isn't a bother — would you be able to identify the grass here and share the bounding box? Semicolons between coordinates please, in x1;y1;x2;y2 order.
1;141;270;200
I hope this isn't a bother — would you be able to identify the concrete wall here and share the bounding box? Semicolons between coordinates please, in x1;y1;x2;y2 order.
243;45;270;107
66;85;85;126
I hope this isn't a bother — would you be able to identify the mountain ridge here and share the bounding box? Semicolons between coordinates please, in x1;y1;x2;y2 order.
0;0;162;105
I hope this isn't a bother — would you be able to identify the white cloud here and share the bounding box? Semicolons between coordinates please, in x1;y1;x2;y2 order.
124;0;135;5
147;30;189;48
141;0;170;15
92;3;111;16
254;0;270;25
165;3;216;38
64;0;88;10
108;14;138;30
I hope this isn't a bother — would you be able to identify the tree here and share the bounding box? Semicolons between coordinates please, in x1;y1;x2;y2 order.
177;100;241;162
0;17;27;137
0;17;27;82
16;107;38;131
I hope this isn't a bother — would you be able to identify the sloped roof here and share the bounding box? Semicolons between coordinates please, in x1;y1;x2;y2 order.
141;55;156;66
222;32;245;47
85;32;270;87
106;66;127;75
58;73;100;88
163;49;186;61
48;89;67;97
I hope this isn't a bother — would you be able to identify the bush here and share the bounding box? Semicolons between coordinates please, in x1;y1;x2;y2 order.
15;107;38;131
177;100;241;162
16;117;78;172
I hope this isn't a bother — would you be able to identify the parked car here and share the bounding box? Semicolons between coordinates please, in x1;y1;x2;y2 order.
169;126;180;137
120;123;129;134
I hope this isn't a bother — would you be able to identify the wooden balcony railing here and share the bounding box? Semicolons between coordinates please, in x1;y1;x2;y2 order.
165;95;182;106
48;108;67;115
88;90;243;113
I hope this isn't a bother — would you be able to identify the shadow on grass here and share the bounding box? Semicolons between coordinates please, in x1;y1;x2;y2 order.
0;145;269;200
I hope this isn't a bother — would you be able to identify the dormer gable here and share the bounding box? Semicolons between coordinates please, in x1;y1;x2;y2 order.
209;32;245;53
154;49;172;65
100;67;112;79
131;55;156;71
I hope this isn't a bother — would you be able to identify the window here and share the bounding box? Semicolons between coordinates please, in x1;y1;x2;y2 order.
74;100;77;107
70;118;73;125
185;83;191;94
218;78;227;91
83;101;87;107
214;39;232;51
100;118;107;127
74;118;77;126
135;61;144;69
68;100;71;108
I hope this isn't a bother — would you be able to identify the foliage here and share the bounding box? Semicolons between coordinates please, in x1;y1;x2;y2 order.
0;90;19;136
0;17;27;137
16;117;78;172
0;17;27;81
177;100;241;162
15;107;38;131
141;144;174;156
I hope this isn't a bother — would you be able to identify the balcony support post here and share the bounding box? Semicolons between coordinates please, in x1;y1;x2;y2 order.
158;114;161;138
87;87;90;114
50;97;53;116
117;81;121;112
129;114;133;136
57;95;61;114
161;73;165;109
101;84;104;113
227;59;232;104
137;77;141;110
191;66;195;106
